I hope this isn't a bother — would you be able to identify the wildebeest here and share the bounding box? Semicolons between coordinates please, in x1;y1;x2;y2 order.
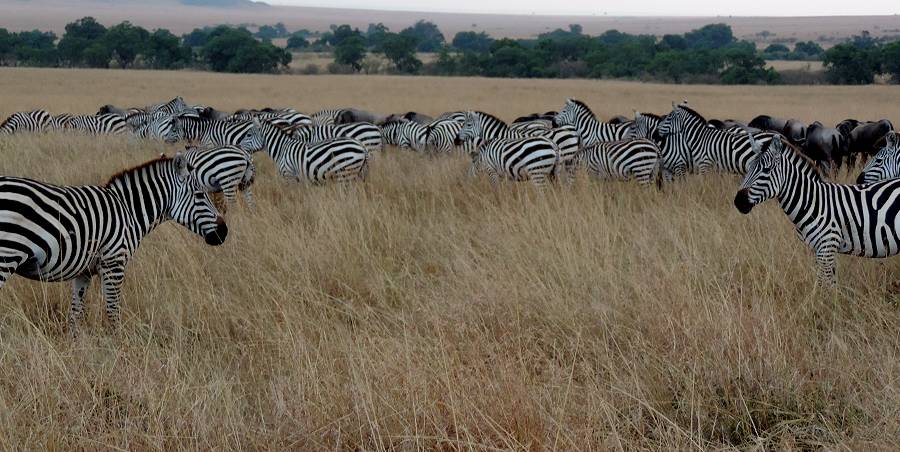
782;119;807;146
383;111;434;125
748;115;788;133
849;119;894;162
514;111;557;123
804;121;846;173
608;115;629;125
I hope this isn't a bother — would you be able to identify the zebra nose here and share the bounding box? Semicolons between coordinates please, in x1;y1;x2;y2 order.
734;189;753;214
453;136;463;146
204;218;228;246
855;173;867;185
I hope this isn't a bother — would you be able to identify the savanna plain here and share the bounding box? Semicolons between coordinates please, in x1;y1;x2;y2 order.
0;68;898;449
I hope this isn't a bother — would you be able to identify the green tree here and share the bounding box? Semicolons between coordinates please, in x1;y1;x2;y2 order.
380;32;421;73
400;20;445;52
334;35;366;71
103;21;149;67
0;28;16;65
451;31;493;53
881;41;900;83
201;26;289;73
145;29;192;69
57;17;107;66
286;32;309;50
658;34;687;51
793;41;823;59
12;30;58;66
183;27;213;47
366;23;390;50
256;25;279;40
684;23;735;49
823;43;880;84
719;43;779;84
82;42;111;68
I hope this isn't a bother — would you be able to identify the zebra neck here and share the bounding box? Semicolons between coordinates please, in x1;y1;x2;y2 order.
776;161;823;224
107;163;175;246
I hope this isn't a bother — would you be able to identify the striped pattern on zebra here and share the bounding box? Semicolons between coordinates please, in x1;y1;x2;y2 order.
257;121;369;183
425;115;475;154
132;114;179;142
553;99;633;148
578;139;663;187
51;114;74;130
0;110;52;134
174;117;265;152
735;135;900;285
63;114;129;135
470;136;560;188
630;112;663;142
0;155;227;334
311;108;351;126
658;104;776;175
146;96;188;115
857;132;900;184
292;122;383;153
457;111;581;179
382;120;427;151
232;110;312;130
182;145;257;208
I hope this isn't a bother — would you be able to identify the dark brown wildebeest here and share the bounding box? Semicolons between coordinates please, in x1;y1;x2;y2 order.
804;121;847;174
782;119;807;146
749;115;788;133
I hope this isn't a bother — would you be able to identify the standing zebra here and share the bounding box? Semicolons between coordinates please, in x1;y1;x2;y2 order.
425;116;474;154
457;111;580;180
145;96;188;115
0;110;53;134
382;120;427;152
553;99;633;147
183;145;257;208
857;132;900;184
257;121;369;183
735;135;900;285
578;139;663;188
469;136;560;188
0;155;228;334
292;122;383;153
174;117;265;153
132;114;179;142
657;104;775;175
63;114;129;135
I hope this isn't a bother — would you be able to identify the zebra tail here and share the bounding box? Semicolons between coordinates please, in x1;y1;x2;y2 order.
652;148;664;191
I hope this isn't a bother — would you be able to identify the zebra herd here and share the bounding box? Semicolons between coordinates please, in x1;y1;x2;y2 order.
1;95;899;334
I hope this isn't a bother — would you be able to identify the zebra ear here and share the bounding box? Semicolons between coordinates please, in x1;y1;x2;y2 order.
633;110;641;121
174;152;193;176
886;132;899;149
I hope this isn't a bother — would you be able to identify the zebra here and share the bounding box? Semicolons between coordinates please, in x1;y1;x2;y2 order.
125;111;167;130
553;99;633;148
256;121;369;183
735;135;900;285
311;108;351;126
469;136;560;188
291;122;383;153
657;104;776;175
0;154;227;334
0;110;53;134
578;139;663;188
381;120;427;151
857;132;900;184
182;145;257;209
456;111;581;180
146;96;188;115
132;114;180;143
630;112;663;142
51;113;74;131
425;115;474;154
173;117;265;153
63;114;129;135
232;110;312;129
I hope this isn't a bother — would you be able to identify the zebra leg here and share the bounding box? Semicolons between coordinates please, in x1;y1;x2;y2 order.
68;275;91;337
814;247;838;287
241;187;256;209
99;261;127;328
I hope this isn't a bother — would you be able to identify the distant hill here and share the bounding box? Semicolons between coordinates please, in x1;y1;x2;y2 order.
179;0;267;6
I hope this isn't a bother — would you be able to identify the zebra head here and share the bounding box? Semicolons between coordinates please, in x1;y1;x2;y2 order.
631;111;657;141
857;132;900;184
171;154;228;246
553;99;582;128
240;119;266;153
734;136;785;214
455;111;482;145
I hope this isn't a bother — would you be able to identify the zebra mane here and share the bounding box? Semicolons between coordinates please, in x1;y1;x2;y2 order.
639;112;662;120
105;156;173;186
473;111;509;129
779;139;825;181
677;105;708;124
0;114;10;129
567;99;596;117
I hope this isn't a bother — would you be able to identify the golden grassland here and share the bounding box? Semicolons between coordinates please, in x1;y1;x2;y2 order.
1;68;899;449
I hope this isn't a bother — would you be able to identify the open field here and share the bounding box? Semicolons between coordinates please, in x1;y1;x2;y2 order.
1;0;899;44
1;68;899;449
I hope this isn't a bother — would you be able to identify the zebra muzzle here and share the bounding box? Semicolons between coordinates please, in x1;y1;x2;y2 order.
733;189;754;214
205;218;228;246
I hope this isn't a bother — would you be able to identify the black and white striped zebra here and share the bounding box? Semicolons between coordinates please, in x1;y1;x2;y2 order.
0;155;227;333
174;117;265;153
146;96;188;115
232;109;312;130
125;111;166;130
132;114;179;142
457;111;580;180
63;114;129;135
553;99;633;147
469;136;560;188
292;122;383;153
257;121;369;183
0;110;53;134
857;132;900;184
735;135;900;285
311;108;351;126
425;115;474;154
51;113;74;131
657;104;776;175
182;145;256;208
382;120;427;151
578;139;662;188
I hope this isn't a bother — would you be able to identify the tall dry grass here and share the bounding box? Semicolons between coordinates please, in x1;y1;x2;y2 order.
0;69;898;449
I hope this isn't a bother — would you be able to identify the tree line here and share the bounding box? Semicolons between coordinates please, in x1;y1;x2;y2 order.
1;17;898;84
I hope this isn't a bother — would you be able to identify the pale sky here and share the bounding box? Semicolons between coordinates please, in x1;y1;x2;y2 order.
264;0;899;17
